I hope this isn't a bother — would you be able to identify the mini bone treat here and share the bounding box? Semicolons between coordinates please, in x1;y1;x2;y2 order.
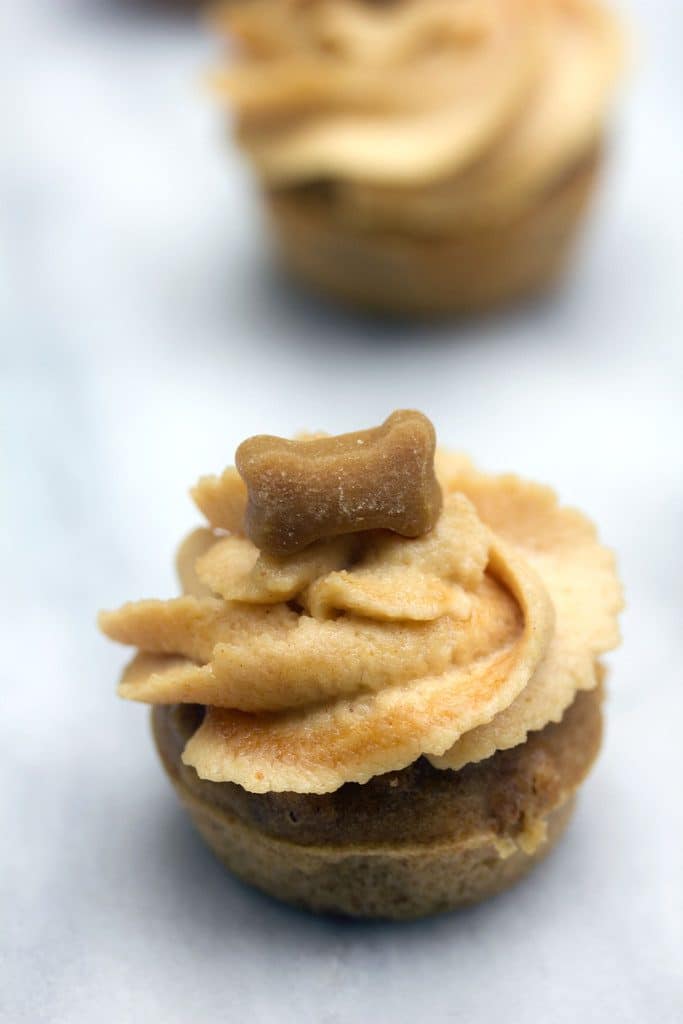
99;411;623;919
235;409;443;555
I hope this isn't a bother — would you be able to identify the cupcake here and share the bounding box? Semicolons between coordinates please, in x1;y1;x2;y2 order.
210;0;625;315
99;411;623;918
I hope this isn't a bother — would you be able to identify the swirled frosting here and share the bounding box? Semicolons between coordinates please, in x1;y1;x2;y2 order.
99;449;622;794
212;0;623;229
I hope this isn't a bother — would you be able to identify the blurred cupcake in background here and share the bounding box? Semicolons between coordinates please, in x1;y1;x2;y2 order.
210;0;625;316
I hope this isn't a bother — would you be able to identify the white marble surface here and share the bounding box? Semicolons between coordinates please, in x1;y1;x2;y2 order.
2;1;682;1021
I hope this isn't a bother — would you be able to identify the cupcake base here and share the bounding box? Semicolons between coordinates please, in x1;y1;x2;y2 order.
152;683;603;919
263;148;602;318
174;780;575;918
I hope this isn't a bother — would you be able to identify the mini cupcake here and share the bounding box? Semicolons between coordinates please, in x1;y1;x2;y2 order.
99;411;622;918
210;0;624;315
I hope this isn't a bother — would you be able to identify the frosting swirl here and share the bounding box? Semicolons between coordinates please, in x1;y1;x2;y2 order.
99;450;622;794
212;0;623;229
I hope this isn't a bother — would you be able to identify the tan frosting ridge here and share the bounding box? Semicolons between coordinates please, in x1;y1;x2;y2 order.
99;436;622;795
211;0;624;228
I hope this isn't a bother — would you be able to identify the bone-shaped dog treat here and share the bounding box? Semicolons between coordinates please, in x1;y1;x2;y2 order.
235;410;443;555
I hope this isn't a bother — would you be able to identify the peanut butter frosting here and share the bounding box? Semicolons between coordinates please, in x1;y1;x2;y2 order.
99;417;622;795
212;0;623;230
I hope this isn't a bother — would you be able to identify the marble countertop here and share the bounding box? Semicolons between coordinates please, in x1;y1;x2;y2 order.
2;1;681;1021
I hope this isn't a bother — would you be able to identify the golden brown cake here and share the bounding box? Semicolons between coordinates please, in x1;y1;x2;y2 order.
210;0;625;316
99;412;623;918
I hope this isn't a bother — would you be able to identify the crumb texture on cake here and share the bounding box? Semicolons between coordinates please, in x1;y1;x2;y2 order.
175;789;578;919
151;681;605;918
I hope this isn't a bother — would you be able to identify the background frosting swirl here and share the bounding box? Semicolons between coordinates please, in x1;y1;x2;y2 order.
214;0;624;226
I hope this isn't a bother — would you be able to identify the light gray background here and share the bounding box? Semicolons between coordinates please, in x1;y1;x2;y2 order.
2;1;681;1021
